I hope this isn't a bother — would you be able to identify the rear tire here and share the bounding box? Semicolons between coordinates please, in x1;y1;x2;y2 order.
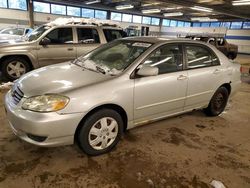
228;53;236;60
77;109;123;156
205;87;229;116
2;56;31;81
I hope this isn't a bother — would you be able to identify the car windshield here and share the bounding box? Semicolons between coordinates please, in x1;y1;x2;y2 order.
0;28;24;35
73;40;152;75
27;26;50;41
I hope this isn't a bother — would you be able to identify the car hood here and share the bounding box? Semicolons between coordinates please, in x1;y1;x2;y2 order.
0;34;21;40
17;62;112;97
0;38;29;46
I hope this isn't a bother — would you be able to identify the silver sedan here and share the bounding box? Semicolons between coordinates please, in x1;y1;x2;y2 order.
4;37;241;155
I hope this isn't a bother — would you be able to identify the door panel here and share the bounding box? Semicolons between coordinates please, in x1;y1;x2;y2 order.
76;44;101;57
38;44;76;67
185;67;221;110
184;44;222;110
37;27;76;67
133;44;187;123
134;72;188;122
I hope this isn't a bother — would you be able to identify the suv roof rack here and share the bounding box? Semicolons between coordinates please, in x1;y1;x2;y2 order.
45;17;121;28
185;33;225;38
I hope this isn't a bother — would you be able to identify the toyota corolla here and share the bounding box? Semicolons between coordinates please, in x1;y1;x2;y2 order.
4;37;241;155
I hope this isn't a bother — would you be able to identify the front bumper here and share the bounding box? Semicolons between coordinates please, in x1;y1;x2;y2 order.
4;91;84;147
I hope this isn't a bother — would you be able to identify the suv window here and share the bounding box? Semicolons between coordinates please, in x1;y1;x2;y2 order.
45;28;73;44
77;28;100;44
185;45;220;69
143;44;183;74
103;29;127;42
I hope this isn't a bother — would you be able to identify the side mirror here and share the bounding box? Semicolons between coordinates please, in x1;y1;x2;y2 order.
39;37;51;46
137;65;159;77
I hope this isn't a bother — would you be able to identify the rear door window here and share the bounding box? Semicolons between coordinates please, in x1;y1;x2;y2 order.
77;28;100;44
185;44;220;69
103;29;127;42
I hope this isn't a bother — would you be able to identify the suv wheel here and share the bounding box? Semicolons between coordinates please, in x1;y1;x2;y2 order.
2;57;31;80
205;87;229;116
77;109;123;155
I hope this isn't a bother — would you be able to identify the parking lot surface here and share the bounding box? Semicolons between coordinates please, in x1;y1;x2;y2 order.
0;81;250;187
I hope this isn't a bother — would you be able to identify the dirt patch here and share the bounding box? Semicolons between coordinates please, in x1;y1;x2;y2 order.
38;171;54;184
241;176;250;184
0;157;40;182
123;131;139;142
214;154;250;170
162;127;203;149
196;124;206;129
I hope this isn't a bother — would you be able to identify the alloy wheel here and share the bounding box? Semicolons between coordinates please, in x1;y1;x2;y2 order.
88;117;118;150
7;61;26;78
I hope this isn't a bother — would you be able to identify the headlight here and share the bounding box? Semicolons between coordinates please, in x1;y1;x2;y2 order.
22;94;69;112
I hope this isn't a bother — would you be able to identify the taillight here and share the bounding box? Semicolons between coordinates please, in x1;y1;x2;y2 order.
240;66;243;73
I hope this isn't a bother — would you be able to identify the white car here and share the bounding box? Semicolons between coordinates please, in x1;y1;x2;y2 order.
4;37;241;155
0;27;32;42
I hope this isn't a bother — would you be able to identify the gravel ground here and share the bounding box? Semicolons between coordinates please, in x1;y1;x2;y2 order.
0;82;250;188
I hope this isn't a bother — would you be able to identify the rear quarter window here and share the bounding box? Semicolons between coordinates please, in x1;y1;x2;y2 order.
103;29;127;42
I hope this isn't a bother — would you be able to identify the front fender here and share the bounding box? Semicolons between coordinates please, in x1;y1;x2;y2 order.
58;76;134;123
0;42;38;68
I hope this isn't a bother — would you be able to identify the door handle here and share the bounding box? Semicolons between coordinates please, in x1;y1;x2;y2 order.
68;48;74;51
213;69;221;74
177;75;187;80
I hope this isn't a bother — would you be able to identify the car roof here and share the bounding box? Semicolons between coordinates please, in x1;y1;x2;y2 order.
44;24;122;30
121;36;195;44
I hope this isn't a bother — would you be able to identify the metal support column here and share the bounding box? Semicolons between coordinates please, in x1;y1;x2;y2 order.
27;0;34;28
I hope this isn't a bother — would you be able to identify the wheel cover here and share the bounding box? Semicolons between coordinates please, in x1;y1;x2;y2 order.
7;61;26;78
88;117;118;150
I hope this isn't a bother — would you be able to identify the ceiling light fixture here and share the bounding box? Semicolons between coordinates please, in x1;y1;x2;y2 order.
116;4;134;10
85;0;101;5
232;0;250;6
209;19;219;21
191;17;218;21
163;12;183;17
142;9;161;14
190;6;213;12
163;7;183;10
142;2;161;7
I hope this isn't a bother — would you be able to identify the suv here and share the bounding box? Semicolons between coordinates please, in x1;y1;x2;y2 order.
0;18;127;80
186;36;238;60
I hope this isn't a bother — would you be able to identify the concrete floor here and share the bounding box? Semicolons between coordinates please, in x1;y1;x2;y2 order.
0;56;250;188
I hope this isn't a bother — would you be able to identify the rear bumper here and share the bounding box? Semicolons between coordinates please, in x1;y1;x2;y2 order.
230;80;241;98
4;91;84;147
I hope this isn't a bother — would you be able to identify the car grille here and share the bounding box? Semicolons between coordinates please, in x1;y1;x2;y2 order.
11;86;24;105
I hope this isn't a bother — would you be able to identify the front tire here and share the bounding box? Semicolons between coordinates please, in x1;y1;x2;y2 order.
205;87;229;116
77;109;123;156
2;56;31;81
